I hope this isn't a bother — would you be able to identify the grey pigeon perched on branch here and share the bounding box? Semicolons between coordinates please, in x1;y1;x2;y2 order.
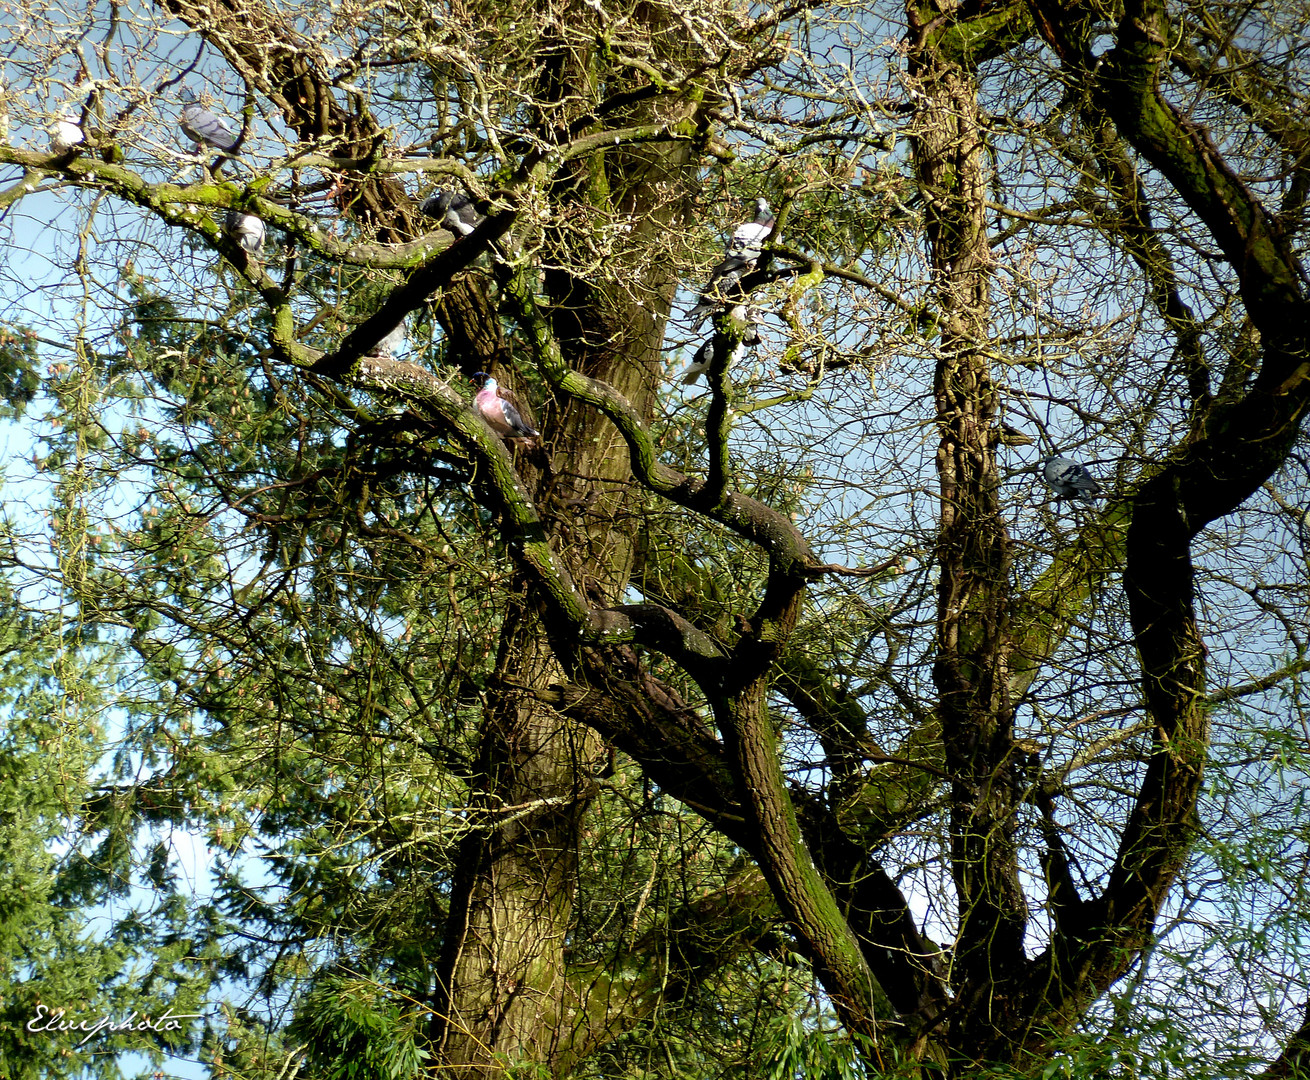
681;310;761;385
682;339;714;385
683;339;751;385
421;189;482;236
1042;455;1101;504
49;112;84;154
473;372;538;438
225;210;265;255
688;197;775;327
180;89;238;152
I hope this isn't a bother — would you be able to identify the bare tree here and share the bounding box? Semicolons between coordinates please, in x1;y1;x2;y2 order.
1;0;1309;1075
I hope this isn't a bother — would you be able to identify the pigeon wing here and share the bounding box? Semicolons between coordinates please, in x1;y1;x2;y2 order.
182;102;238;151
688;266;746;326
1043;456;1101;503
725;220;771;264
50;113;84;153
1073;468;1102;502
421;189;482;236
497;385;539;437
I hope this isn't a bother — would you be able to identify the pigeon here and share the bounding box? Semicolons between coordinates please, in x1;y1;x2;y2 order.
736;306;765;349
682;340;714;385
473;372;539;439
688;197;775;326
49;111;84;154
682;337;755;385
420;189;482;236
225;210;265;255
375;322;406;359
681;306;762;384
180;89;239;152
1042;455;1102;504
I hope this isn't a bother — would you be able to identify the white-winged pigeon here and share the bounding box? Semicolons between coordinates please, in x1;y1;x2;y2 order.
688;197;775;326
50;112;84;154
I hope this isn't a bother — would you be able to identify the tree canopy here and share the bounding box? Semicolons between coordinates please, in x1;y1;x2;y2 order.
1;0;1309;1075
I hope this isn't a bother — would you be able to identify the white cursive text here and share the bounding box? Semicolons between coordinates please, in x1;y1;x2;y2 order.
26;1004;204;1047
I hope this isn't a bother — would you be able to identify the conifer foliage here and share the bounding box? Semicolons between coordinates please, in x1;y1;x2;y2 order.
0;0;1309;1075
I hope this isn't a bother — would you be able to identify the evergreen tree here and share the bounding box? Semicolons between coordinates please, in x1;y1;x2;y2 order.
0;0;1308;1074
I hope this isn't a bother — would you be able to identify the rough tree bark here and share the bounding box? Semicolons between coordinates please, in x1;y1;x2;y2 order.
7;0;1310;1073
906;0;1029;1060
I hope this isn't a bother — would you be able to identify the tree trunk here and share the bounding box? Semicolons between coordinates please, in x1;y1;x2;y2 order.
429;56;697;1071
907;1;1029;1064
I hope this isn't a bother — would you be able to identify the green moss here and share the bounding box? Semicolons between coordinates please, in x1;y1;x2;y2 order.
916;0;1034;67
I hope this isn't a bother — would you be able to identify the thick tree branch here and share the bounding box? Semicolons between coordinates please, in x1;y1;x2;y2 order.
1019;0;1310;1044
